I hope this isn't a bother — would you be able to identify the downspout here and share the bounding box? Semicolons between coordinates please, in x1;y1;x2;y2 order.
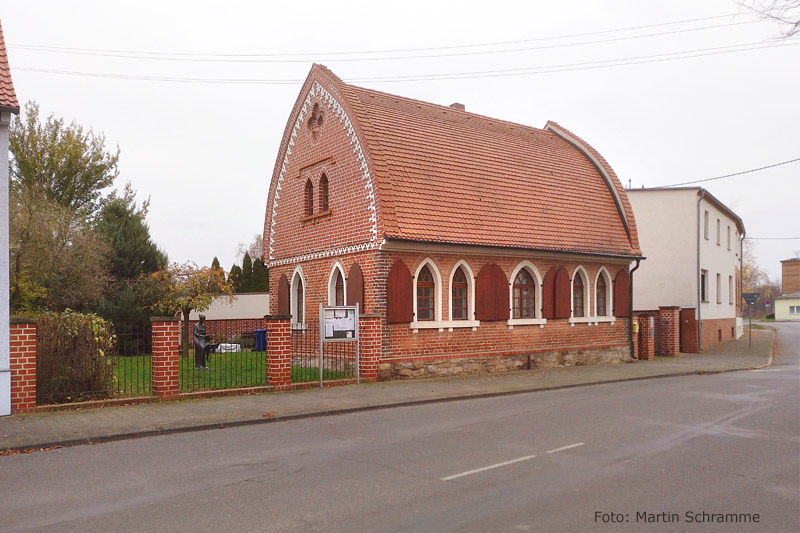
696;190;706;351
629;258;641;360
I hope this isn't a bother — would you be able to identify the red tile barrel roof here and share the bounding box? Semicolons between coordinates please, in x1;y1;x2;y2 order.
0;20;19;112
314;65;641;258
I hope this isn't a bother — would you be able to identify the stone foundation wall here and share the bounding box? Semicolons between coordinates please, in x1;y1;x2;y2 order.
379;345;629;380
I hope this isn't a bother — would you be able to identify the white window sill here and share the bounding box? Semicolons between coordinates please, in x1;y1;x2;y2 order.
410;320;479;333
568;316;615;326
507;318;546;330
291;322;308;331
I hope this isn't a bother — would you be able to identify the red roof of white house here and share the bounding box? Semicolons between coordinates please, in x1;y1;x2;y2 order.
277;65;641;258
0;20;19;112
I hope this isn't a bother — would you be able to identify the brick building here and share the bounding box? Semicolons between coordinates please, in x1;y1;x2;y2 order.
264;65;643;380
775;258;800;321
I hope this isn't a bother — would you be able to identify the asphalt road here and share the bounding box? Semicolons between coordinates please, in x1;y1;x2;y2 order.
2;323;798;532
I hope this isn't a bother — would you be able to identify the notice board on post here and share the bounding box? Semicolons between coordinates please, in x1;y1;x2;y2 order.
320;305;359;341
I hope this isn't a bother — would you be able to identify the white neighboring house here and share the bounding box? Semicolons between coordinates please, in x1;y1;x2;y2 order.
0;20;20;417
627;187;744;352
189;293;270;321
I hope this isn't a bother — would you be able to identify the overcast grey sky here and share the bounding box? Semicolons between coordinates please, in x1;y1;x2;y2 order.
2;0;798;281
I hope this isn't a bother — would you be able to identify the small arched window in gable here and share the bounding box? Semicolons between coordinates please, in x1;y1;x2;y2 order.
320;174;329;212
596;275;607;316
304;179;314;216
451;267;468;320
513;269;536;319
416;266;435;321
573;273;585;317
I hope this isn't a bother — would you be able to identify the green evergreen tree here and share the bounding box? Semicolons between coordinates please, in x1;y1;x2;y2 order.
94;183;167;325
252;258;269;292
239;252;254;292
211;256;221;270
229;264;243;292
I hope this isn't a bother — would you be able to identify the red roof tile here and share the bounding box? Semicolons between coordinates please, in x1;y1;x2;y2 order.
0;20;19;112
313;65;640;258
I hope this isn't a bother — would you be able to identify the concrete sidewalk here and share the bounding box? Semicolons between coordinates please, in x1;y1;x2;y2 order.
0;329;774;453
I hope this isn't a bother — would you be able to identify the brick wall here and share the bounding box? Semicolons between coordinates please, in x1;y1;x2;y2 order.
699;317;737;349
782;259;800;294
358;314;381;381
10;319;37;414
150;317;180;400
265;316;291;390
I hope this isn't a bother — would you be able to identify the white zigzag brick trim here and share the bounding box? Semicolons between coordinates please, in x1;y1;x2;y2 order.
269;81;378;261
269;241;380;267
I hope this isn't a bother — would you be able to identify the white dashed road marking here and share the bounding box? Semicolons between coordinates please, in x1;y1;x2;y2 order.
546;442;585;454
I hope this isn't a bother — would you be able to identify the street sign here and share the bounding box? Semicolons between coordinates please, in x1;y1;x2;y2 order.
742;292;760;306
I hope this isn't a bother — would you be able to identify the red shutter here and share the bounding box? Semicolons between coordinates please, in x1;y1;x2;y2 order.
346;262;365;311
387;260;413;323
476;263;509;321
554;267;571;318
614;269;630;316
541;268;556;319
277;274;290;315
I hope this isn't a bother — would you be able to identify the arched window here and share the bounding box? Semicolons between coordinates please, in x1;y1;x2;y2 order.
573;273;585;318
451;267;468;320
320;174;329;212
596;275;607;316
416;266;434;321
304;179;314;216
334;270;344;306
513;269;536;319
291;272;305;324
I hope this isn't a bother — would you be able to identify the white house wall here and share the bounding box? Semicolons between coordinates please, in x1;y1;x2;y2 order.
698;196;741;320
628;189;698;310
189;293;270;320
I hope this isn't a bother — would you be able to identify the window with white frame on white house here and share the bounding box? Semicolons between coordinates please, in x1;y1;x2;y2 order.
701;270;708;302
729;276;734;304
727;226;731;250
716;218;721;245
716;273;721;303
790;306;800;314
704;211;709;239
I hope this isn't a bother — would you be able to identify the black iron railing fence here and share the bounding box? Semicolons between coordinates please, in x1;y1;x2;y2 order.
291;326;357;384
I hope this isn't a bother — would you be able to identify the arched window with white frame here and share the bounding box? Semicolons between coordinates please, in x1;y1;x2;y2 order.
411;259;443;329
507;261;545;327
594;267;613;318
571;266;590;320
327;264;346;306
290;269;306;326
448;260;476;325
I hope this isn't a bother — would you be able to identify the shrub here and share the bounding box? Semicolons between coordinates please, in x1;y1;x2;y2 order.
36;311;116;404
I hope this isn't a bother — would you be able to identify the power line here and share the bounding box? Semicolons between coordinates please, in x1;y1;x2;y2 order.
13;39;797;85
660;157;800;187
8;13;753;60
746;237;800;240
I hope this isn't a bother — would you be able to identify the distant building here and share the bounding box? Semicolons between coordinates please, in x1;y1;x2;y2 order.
188;293;270;321
0;19;20;417
774;258;800;321
627;187;745;352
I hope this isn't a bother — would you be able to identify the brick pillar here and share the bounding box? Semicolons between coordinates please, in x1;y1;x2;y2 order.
10;318;37;414
150;317;180;400
359;314;382;382
265;315;291;390
658;306;680;356
638;312;655;360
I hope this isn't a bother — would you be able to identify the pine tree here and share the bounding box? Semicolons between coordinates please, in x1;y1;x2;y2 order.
229;264;243;292
239;252;254;292
252;258;269;291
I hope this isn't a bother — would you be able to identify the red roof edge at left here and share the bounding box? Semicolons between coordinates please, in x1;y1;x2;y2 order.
0;19;20;113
